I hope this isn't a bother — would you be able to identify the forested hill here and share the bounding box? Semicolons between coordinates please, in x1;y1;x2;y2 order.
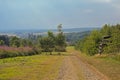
63;27;99;33
65;31;90;45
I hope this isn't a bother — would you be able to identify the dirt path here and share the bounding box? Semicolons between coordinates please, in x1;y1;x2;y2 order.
57;53;109;80
57;56;79;80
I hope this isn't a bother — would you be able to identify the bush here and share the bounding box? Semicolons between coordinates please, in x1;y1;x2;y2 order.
0;52;9;58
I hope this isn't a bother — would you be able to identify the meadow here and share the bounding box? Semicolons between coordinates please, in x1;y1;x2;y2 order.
0;52;64;80
0;46;120;80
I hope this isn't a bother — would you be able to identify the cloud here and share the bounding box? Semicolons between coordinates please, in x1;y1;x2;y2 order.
111;0;120;9
0;0;120;30
91;0;112;3
83;9;93;14
112;4;120;9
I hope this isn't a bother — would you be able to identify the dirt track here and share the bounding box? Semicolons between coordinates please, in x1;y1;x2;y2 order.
57;53;109;80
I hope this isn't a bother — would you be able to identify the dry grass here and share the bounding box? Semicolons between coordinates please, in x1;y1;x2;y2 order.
92;55;120;80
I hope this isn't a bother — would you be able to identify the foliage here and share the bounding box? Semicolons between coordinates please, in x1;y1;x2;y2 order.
0;35;9;46
65;31;90;46
83;30;101;55
39;32;53;54
0;24;67;58
75;24;120;55
10;36;21;47
55;24;67;52
0;40;5;45
39;24;67;54
39;36;54;54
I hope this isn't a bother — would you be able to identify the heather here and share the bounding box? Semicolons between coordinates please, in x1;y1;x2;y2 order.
0;46;40;58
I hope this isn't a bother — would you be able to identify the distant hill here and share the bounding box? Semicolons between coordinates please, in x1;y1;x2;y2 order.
65;31;91;45
0;27;100;33
0;27;100;39
63;27;100;33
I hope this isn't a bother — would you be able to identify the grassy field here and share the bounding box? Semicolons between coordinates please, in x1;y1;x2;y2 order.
0;52;64;80
0;47;120;80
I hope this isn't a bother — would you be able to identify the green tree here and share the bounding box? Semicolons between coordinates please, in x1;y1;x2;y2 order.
79;30;101;55
104;24;120;53
47;31;55;54
75;24;120;55
20;39;27;47
39;37;54;55
27;40;33;47
0;40;5;45
39;31;55;55
100;24;111;36
57;24;62;32
0;35;9;46
55;24;66;53
10;36;20;47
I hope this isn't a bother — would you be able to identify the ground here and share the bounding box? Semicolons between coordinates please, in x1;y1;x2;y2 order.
0;48;119;80
57;52;109;80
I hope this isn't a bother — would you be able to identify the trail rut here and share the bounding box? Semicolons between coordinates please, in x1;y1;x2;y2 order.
57;53;109;80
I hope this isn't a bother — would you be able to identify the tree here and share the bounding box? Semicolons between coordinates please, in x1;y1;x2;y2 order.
76;30;101;56
20;39;27;47
75;24;120;55
0;35;9;46
57;24;62;32
55;24;67;54
47;31;55;54
10;36;20;47
105;24;120;53
100;24;111;36
0;40;5;46
39;31;55;55
39;37;53;55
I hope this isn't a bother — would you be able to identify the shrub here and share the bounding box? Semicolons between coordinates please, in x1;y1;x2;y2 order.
0;46;41;59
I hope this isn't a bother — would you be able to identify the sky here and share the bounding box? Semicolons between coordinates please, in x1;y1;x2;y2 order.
0;0;120;30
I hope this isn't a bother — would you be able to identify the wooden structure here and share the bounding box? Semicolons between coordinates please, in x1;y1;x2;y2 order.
98;35;111;55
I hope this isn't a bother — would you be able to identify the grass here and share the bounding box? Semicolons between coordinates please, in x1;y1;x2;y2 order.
69;46;120;80
92;54;120;80
0;52;64;80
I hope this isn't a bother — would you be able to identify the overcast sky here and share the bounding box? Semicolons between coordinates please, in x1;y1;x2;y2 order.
0;0;120;30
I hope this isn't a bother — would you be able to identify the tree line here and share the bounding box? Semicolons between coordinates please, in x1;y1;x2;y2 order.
75;24;120;56
0;24;66;58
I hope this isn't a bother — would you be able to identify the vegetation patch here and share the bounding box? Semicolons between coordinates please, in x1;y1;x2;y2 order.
75;24;120;56
0;46;40;58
